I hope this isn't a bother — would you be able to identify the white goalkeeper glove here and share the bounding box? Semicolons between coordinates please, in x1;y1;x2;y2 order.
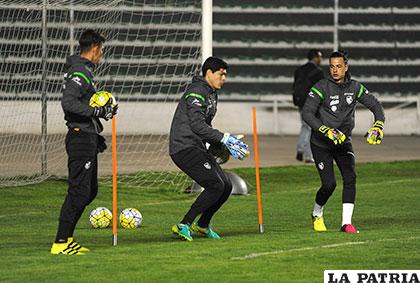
221;133;250;160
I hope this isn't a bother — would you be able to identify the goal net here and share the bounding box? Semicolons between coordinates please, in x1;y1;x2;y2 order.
0;0;202;189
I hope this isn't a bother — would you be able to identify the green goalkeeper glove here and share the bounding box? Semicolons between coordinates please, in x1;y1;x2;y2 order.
365;120;384;145
319;125;346;145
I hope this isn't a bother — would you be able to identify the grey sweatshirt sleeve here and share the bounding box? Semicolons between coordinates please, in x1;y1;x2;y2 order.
61;73;94;117
302;86;324;131
356;83;385;122
185;93;224;144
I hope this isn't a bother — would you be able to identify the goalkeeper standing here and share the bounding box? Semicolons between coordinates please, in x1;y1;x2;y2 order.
303;51;385;234
51;30;117;255
169;57;249;241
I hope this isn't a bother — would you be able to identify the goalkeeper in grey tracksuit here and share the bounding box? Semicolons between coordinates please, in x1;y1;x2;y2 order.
302;50;385;234
51;30;117;255
169;57;249;241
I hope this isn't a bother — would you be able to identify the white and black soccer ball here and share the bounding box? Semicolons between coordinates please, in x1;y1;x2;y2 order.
119;208;142;229
89;207;112;229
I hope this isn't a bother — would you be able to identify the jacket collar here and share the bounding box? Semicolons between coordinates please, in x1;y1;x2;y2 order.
328;73;351;87
79;56;96;69
65;54;96;71
192;76;216;93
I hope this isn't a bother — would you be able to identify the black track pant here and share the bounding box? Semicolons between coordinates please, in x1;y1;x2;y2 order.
311;142;356;206
55;129;98;243
171;147;232;228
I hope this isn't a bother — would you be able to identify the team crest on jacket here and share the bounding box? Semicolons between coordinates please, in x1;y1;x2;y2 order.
330;96;339;112
203;162;211;170
346;95;353;105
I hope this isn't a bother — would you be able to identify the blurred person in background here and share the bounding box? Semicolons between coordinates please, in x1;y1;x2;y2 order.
293;49;324;163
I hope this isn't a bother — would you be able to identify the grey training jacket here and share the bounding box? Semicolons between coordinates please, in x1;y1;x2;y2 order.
302;74;385;148
169;76;224;155
61;55;102;134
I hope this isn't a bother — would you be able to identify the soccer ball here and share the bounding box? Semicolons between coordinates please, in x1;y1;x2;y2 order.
89;91;117;107
119;208;142;229
208;143;230;165
89;207;112;229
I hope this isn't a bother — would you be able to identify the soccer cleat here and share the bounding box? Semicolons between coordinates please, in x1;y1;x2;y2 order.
172;223;193;241
67;237;90;252
191;223;221;239
312;215;327;232
50;242;85;255
341;224;360;234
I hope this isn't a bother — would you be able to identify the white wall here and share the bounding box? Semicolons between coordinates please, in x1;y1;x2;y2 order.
1;100;419;135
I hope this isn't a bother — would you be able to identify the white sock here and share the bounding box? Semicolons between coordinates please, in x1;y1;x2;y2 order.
312;203;324;217
342;203;354;226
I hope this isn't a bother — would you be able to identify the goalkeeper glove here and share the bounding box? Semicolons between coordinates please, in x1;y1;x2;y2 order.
93;104;118;121
221;133;250;160
365;120;384;145
319;125;346;145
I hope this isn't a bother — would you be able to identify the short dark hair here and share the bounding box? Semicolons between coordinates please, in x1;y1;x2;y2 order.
329;50;349;64
202;57;228;76
307;49;323;60
79;29;106;53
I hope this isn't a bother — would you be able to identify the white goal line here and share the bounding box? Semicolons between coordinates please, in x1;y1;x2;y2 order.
230;236;420;261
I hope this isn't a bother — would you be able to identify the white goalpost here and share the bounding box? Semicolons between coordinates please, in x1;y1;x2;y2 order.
0;0;204;190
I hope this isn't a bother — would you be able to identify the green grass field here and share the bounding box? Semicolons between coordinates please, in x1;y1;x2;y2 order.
1;161;419;282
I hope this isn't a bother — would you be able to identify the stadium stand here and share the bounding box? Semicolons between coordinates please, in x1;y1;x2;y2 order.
214;0;420;96
0;2;201;98
0;0;419;98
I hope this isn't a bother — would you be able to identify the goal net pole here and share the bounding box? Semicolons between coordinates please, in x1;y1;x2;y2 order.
41;0;48;176
112;116;118;246
201;0;212;63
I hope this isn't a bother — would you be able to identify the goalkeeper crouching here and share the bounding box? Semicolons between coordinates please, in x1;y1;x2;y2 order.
302;50;385;234
169;57;249;241
51;30;117;255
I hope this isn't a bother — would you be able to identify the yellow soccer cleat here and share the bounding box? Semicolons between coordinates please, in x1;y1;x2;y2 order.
50;242;85;255
312;215;327;232
67;237;90;252
171;224;193;241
